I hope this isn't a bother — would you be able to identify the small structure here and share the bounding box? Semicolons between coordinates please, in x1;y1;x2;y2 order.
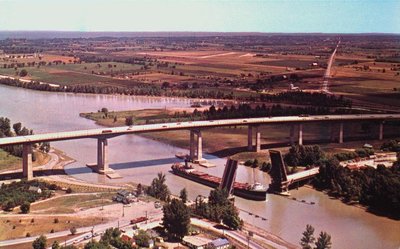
113;190;136;204
120;235;136;247
182;236;211;249
208;238;230;249
28;186;42;194
289;83;300;91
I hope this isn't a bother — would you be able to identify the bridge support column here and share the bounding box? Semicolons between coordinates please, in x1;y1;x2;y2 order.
247;126;253;151
196;130;203;162
22;143;33;180
339;122;344;144
289;125;295;146
255;126;261;152
379;122;384;140
97;138;110;174
190;130;195;159
298;124;303;146
330;123;336;142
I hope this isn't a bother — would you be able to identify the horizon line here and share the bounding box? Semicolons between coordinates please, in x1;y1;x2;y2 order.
0;30;399;35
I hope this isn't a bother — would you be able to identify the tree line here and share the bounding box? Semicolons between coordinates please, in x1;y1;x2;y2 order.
0;180;57;211
0;77;352;107
283;145;400;217
0;116;49;158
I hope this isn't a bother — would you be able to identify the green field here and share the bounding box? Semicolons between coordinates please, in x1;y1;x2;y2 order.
0;149;20;172
29;192;115;214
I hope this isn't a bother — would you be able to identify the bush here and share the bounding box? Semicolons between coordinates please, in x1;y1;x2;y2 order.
20;202;30;214
54;218;59;223
19;69;28;77
66;187;72;194
244;160;253;166
70;227;77;235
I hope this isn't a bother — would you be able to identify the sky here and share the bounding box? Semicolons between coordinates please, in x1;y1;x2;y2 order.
0;0;399;33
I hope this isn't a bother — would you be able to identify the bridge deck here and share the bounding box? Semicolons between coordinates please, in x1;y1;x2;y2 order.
0;114;399;146
286;167;320;182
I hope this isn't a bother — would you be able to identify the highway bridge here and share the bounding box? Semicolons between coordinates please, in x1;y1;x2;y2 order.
0;114;399;180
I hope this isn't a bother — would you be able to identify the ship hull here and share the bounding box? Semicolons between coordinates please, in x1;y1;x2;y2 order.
171;168;267;201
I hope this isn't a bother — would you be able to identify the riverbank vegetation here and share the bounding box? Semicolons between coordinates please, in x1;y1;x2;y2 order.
300;224;332;249
0;180;59;211
283;144;400;218
193;188;243;230
0;116;50;169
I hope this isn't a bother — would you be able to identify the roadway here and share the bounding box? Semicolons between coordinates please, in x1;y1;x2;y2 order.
322;40;340;92
0;114;399;146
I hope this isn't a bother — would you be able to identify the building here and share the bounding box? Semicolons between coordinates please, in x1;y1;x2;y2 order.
120;234;136;247
28;186;42;194
182;236;211;249
208;238;230;249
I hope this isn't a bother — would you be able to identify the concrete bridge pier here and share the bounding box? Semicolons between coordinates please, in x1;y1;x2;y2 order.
339;122;344;144
196;130;203;162
247;126;253;151
254;126;261;152
289;125;295;146
379;122;384;140
298;124;303;146
189;129;203;162
97;138;111;174
22;143;33;180
190;130;196;159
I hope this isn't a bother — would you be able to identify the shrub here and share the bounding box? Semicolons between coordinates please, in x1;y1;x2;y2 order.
244;160;253;166
20;202;30;214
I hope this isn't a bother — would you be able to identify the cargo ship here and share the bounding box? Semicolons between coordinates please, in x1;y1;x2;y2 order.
171;163;267;201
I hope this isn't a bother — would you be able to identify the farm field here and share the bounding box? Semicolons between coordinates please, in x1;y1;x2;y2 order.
0;34;398;109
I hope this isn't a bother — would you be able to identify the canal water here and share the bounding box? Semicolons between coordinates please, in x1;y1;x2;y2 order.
0;84;399;249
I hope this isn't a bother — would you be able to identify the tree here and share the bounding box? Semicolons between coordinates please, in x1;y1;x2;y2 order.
300;224;315;249
84;240;111;249
134;229;150;247
51;241;60;249
222;204;242;230
19;69;28;77
315;231;332;249
3;199;16;211
70;227;77;235
137;183;143;196
32;235;47;249
13;122;22;135
180;188;188;203
125;116;134;126
162;199;191;239
20;202;30;214
39;142;50;153
147;172;170;201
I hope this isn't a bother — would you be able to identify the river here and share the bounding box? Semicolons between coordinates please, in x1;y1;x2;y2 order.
0;84;399;249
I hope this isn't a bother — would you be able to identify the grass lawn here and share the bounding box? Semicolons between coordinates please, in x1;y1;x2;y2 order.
0;149;50;172
0;149;20;171
0;216;105;240
29;192;115;214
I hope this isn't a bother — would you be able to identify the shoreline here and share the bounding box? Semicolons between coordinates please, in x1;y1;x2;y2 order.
0;75;238;103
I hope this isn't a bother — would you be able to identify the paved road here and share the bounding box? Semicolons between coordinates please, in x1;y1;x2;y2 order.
191;218;290;249
322;40;340;92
